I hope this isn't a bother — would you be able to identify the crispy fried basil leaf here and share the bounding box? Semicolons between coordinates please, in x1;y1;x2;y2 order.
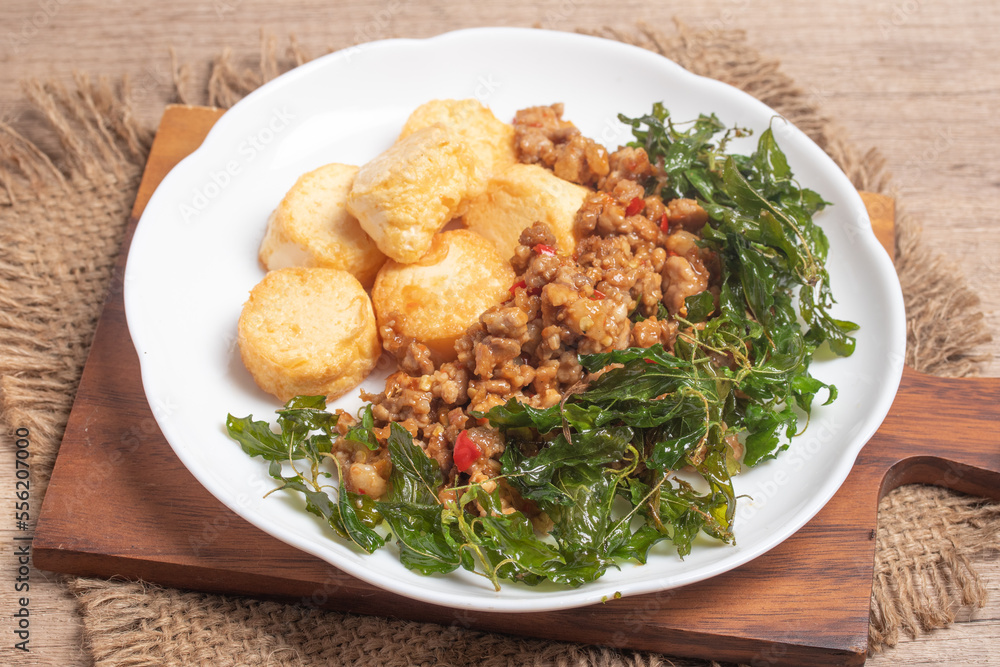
226;414;286;460
478;400;610;434
266;462;349;539
502;427;633;505
468;491;564;585
684;290;716;323
228;396;340;463
338;486;385;553
344;404;379;451
378;502;462;575
385;422;442;506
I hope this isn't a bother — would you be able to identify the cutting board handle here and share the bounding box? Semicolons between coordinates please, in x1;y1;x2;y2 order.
877;367;1000;500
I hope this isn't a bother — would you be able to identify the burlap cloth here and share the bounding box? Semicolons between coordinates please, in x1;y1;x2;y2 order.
2;23;998;666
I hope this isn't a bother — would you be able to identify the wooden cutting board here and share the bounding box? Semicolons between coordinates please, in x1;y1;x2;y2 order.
33;105;1000;667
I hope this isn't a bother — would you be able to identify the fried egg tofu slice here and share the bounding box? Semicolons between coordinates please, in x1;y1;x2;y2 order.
348;124;485;264
463;163;590;260
259;163;386;289
238;267;381;403
372;230;515;360
399;98;517;184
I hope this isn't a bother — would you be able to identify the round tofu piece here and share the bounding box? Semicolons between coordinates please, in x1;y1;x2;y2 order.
463;163;591;260
372;230;515;360
399;99;516;184
347;124;485;264
238;267;381;403
258;163;386;289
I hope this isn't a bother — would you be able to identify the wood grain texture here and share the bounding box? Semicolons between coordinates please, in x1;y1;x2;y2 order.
28;105;1000;666
5;3;999;664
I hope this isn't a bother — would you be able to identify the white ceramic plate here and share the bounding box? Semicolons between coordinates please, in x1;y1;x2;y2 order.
124;27;906;612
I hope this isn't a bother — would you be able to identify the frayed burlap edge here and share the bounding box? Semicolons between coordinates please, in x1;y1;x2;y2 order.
0;74;153;491
0;22;995;666
868;486;1000;649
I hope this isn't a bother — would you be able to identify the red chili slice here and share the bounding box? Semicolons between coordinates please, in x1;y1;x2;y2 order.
453;429;481;472
533;243;556;256
626;197;645;216
508;279;526;295
591;289;606;300
660;213;671;233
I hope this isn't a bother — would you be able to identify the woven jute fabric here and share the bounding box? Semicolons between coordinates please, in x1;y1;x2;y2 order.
2;23;997;666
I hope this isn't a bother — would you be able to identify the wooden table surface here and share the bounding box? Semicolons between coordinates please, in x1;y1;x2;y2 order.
2;1;997;665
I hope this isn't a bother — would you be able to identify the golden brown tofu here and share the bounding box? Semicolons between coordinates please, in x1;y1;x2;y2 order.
399;98;517;185
258;163;386;289
462;163;590;260
347;124;487;264
371;230;515;360
237;267;381;403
